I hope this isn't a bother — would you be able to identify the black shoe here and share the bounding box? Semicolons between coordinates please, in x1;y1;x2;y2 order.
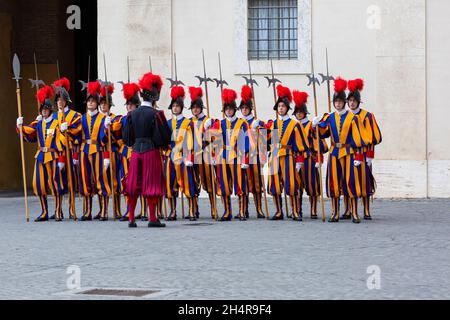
364;215;372;221
196;212;200;219
93;213;101;220
35;216;49;222
120;216;129;222
352;216;361;224
128;221;137;228
234;214;240;219
238;215;247;221
257;214;266;219
49;214;56;220
166;216;177;221
245;212;249;219
184;215;191;220
114;214;122;220
80;215;92;221
148;220;166;228
141;216;148;222
99;217;109;222
341;214;351;220
189;217;197;222
135;214;142;220
220;216;232;222
328;215;339;223
292;216;303;222
311;215;318;220
270;215;284;221
55;217;63;222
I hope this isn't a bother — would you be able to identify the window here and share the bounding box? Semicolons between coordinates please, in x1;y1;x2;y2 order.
248;0;298;60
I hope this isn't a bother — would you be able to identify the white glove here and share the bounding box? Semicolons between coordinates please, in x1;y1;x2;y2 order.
104;158;110;170
185;160;194;167
16;117;23;127
58;162;65;171
60;122;68;133
366;158;373;166
251;120;260;130
315;162;321;169
35;115;43;122
73;159;79;166
296;162;303;171
354;160;362;167
312;116;321;127
241;163;249;170
204;118;212;130
105;116;112;129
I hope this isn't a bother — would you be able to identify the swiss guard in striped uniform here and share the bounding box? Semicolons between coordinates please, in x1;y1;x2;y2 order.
189;86;215;218
16;86;67;222
266;85;310;221
115;83;148;222
164;86;199;221
205;89;250;221
78;81;111;221
312;77;367;223
346;79;382;220
52;77;82;220
238;85;266;219
99;83;122;220
292;90;328;219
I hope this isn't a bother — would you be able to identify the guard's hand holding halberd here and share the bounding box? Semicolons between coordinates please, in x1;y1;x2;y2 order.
204;118;212;130
73;159;79;166
354;160;362;167
366;158;373;166
312;116;321;127
251;120;260;130
104;116;112;129
58;162;65;171
241;163;249;170
16;117;23;127
103;158;110;170
185;160;194;167
296;162;303;171
35;115;43;122
60;122;68;133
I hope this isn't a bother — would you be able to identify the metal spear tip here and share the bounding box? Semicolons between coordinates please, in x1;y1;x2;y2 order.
12;54;22;82
318;73;335;84
79;80;88;91
264;76;281;87
306;74;321;87
242;76;259;86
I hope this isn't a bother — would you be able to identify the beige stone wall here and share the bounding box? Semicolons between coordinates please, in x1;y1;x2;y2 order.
98;0;450;198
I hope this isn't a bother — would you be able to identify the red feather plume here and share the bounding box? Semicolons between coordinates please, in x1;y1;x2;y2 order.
53;77;70;92
37;85;54;105
189;87;203;101
348;78;364;93
87;81;101;97
100;83;115;97
170;86;185;100
293;90;309;107
276;85;292;103
123;83;140;101
222;88;237;105
240;85;253;104
139;72;163;92
334;77;348;93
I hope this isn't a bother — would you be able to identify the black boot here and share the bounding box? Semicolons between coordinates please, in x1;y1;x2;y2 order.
148;219;166;228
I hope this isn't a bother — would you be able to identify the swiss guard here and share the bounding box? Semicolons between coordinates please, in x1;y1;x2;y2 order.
189;86;216;218
292;90;328;219
312;77;367;223
16;85;67;222
205;88;250;221
52;77;82;220
238;85;266;219
123;72;171;228
78;81;110;221
346;79;382;220
266;85;310;221
164;86;199;221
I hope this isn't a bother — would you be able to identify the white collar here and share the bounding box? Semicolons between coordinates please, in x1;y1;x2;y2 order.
44;116;53;124
280;114;290;122
350;107;361;115
173;114;184;121
141;101;152;107
300;117;309;125
59;107;69;113
243;114;254;122
100;110;109;116
226;115;237;122
195;112;205;120
337;109;348;116
88;110;99;117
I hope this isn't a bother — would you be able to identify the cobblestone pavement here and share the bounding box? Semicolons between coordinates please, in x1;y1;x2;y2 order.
0;195;449;300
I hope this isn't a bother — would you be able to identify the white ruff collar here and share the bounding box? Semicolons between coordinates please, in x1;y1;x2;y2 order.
88;110;99;117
